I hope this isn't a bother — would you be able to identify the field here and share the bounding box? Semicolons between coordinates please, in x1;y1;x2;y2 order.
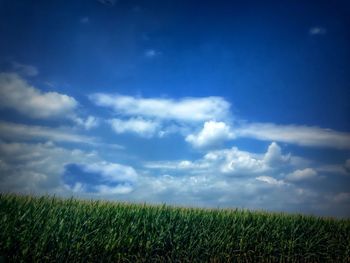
0;194;349;262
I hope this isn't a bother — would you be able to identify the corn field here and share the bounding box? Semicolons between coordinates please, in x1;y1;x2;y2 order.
0;194;349;262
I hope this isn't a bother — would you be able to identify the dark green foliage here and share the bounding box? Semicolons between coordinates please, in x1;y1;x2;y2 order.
0;194;349;262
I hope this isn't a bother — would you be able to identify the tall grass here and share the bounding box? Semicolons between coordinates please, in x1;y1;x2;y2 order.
0;194;349;262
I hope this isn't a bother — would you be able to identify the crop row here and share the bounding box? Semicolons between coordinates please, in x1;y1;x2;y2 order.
0;194;349;262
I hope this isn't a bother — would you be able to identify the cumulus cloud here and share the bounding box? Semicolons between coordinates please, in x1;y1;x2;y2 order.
146;142;290;176
286;168;318;182
90;93;230;122
108;118;160;137
11;62;39;76
207;147;268;174
0;121;96;144
263;142;290;166
207;142;291;175
0;73;77;119
138;142;350;216
185;121;235;148
236;123;350;149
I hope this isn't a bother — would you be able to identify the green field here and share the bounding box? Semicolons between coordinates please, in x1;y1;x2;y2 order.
0;194;349;262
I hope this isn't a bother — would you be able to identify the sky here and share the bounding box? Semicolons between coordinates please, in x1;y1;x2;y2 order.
0;0;350;217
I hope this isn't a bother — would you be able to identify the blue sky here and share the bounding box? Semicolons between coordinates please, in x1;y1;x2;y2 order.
0;0;350;217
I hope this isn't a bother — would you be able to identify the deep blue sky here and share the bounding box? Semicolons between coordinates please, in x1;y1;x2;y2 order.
0;0;349;217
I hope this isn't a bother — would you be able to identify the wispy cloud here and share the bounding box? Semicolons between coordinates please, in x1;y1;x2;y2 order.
235;123;350;149
79;17;89;24
97;0;117;6
11;61;38;77
0;121;96;144
144;49;161;58
73;116;99;130
309;27;327;35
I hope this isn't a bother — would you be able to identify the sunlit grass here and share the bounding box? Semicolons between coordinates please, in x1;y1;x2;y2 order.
0;193;349;262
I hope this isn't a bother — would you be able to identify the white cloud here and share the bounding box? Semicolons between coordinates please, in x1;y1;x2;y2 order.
205;142;290;175
90;93;230;122
256;176;285;186
210;147;268;174
146;142;290;176
309;27;327;35
95;184;134;194
0;121;95;144
82;161;138;183
263;142;290;166
146;149;263;175
236;123;350;149
65;161;137;194
73;116;99;130
90;93;350;150
11;62;39;76
185;121;350;150
130;172;332;216
144;160;209;171
286;168;318;182
1;140;349;216
0;73;77;119
108;118;160;137
185;121;235;148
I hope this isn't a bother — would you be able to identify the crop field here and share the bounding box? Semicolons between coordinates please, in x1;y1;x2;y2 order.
0;194;349;262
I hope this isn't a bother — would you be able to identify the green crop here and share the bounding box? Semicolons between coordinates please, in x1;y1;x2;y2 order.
0;193;349;262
